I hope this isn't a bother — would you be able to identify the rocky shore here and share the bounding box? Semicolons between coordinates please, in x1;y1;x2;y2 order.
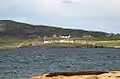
32;71;120;79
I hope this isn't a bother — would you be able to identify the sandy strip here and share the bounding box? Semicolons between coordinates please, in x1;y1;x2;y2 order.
31;71;120;79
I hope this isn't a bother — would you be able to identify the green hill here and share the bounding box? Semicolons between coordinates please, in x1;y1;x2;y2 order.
0;20;108;37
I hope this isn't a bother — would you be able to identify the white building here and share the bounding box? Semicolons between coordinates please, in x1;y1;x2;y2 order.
59;35;71;38
43;36;51;44
53;34;57;38
44;40;51;44
59;40;74;43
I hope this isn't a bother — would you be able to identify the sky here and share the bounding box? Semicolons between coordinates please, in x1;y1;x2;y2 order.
0;0;120;33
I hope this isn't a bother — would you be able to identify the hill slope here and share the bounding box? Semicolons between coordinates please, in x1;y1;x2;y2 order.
0;20;108;37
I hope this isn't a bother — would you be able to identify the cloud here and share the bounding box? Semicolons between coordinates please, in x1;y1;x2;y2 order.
0;0;120;33
34;0;120;17
62;0;74;4
1;0;120;17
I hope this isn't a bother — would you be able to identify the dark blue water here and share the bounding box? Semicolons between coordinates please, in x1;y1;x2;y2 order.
0;48;120;79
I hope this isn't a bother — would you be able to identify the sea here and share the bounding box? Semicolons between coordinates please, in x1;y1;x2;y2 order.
0;47;120;79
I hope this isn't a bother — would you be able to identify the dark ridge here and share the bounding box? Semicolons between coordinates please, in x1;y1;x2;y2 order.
0;20;108;37
46;71;108;77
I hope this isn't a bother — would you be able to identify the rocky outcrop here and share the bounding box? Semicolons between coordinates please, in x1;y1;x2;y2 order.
31;71;120;79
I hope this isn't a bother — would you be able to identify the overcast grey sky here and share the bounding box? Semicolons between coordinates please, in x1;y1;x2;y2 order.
0;0;120;33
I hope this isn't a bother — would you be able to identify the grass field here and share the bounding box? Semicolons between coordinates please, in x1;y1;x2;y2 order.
0;36;120;48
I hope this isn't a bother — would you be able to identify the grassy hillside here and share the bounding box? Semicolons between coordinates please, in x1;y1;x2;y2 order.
0;20;120;48
0;20;108;37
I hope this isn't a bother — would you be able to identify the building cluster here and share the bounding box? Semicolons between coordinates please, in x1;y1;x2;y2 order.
43;34;93;44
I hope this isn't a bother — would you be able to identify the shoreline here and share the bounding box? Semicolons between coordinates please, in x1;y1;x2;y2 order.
0;45;120;50
31;71;120;79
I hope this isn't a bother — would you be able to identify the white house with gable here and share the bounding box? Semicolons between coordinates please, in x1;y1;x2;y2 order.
59;34;71;38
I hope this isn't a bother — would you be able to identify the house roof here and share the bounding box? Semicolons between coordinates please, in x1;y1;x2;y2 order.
60;34;70;36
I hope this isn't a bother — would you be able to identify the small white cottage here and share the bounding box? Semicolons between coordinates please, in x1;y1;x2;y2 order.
59;35;71;38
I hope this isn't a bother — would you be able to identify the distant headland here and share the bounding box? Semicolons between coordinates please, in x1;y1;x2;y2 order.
0;20;120;49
